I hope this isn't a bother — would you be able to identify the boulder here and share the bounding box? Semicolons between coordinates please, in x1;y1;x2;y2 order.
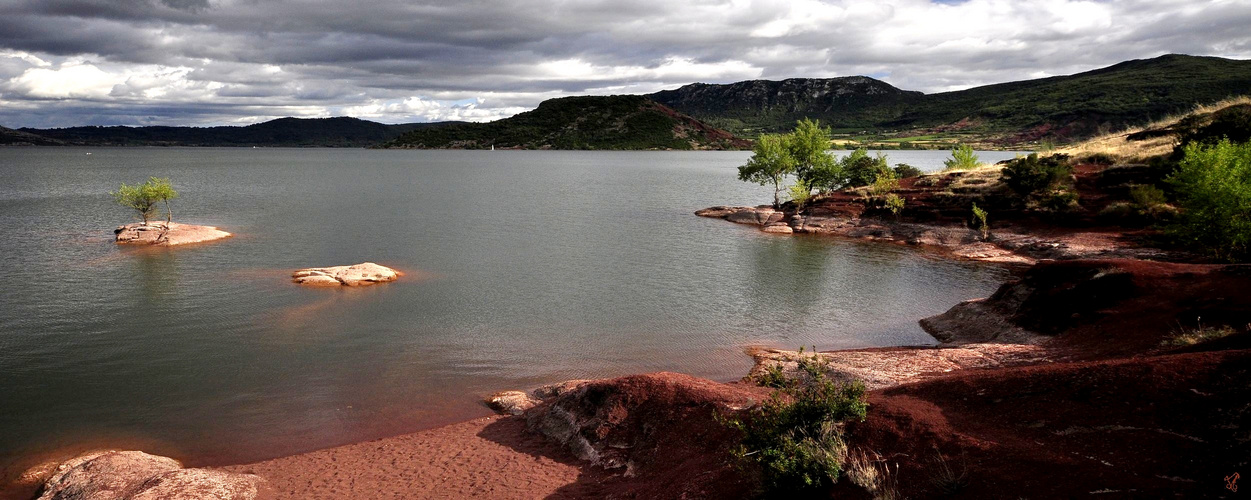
693;206;748;218
37;450;263;500
292;262;399;287
761;222;793;234
725;207;784;226
484;391;540;415
114;222;231;246
483;380;590;416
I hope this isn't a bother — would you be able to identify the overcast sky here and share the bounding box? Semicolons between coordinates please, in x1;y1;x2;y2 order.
1;0;1248;128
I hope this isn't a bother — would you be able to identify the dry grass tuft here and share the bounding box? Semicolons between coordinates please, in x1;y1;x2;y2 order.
1058;96;1251;163
846;449;901;500
1164;320;1248;346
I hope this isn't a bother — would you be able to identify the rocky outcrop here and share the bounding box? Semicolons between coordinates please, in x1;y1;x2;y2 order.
36;450;263;500
292;262;399;287
517;373;766;497
920;259;1251;357
114;222;231;246
522;373;762;468
746;345;1051;390
484;379;591;415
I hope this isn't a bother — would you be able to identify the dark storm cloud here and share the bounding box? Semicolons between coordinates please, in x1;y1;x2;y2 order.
1;0;1249;127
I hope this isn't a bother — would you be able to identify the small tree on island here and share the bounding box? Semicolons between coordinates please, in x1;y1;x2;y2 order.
739;134;796;208
112;177;178;225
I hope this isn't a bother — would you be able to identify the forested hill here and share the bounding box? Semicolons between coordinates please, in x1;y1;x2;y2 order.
16;117;447;147
382;95;750;150
649;54;1251;142
0;125;65;145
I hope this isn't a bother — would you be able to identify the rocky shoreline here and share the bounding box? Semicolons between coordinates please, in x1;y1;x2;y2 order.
697;204;1173;265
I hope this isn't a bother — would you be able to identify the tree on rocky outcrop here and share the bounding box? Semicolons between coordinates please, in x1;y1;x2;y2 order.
739;134;796;208
113;177;178;225
789;119;839;193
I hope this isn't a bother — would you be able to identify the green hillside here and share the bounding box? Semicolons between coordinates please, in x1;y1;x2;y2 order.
383;95;748;150
650;54;1251;143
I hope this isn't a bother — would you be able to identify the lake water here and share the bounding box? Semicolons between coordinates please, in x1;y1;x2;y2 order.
0;148;1019;479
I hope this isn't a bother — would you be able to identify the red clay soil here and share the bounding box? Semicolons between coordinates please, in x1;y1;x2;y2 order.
946;258;1251;359
218;373;770;499
222;415;607;499
836;348;1251;499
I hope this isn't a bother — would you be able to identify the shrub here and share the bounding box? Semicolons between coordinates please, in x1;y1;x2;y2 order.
1000;153;1074;198
1166;139;1251;261
884;194;905;219
843;149;892;188
1097;201;1137;223
1128;184;1177;221
1041;189;1081;212
753;363;792;389
1129;183;1167;208
892;163;923;178
867;171;899;199
788;180;813;210
943;144;980;170
724;350;868;492
971;203;989;239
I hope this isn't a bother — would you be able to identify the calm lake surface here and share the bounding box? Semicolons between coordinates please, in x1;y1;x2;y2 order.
0;148;1021;476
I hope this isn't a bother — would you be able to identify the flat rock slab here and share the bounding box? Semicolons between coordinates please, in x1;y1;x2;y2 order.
115;222;232;246
292;262;399;287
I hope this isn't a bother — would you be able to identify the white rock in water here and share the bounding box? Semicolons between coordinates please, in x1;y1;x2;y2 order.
292;262;399;287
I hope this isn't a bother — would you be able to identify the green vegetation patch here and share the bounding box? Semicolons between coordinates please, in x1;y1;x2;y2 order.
1166;139;1251;262
724;350;868;493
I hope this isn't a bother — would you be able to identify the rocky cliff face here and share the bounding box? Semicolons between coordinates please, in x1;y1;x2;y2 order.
649;76;923;131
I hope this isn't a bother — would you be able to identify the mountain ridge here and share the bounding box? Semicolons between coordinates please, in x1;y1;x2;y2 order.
649;54;1251;142
5;54;1250;148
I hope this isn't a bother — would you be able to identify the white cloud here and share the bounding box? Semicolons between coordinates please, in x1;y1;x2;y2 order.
0;0;1247;127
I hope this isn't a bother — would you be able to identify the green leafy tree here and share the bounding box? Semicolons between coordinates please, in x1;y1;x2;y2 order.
788;119;839;194
112;177;178;225
1166;139;1251;261
739;134;797;208
943;144;981;170
841;149;892;188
